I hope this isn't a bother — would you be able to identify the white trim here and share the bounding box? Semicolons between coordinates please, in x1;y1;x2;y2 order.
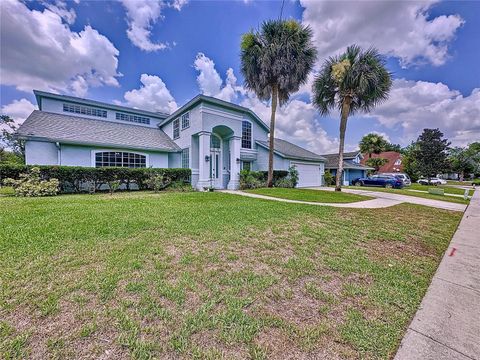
199;104;244;121
91;149;150;167
241;119;253;150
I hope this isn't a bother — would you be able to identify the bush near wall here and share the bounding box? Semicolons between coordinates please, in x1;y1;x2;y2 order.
0;165;191;193
239;170;291;190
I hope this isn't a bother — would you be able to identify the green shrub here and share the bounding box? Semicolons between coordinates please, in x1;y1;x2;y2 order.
146;173;171;192
4;167;59;197
239;170;265;189
0;186;15;196
0;165;191;193
165;181;194;192
323;170;334;186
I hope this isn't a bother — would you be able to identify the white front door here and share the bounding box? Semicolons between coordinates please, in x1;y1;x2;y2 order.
210;134;223;188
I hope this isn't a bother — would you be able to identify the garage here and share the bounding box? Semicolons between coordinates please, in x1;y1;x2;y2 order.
292;162;322;188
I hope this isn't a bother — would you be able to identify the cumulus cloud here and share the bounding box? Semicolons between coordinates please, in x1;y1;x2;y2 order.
301;0;464;67
369;79;480;146
1;99;37;125
120;0;187;52
0;0;120;96
121;74;178;114
40;0;76;24
193;53;244;102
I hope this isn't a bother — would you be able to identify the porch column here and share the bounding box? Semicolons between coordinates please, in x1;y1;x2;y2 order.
196;131;211;190
227;136;241;190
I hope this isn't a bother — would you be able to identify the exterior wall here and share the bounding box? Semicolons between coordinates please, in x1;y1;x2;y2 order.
40;98;164;128
330;168;366;185
255;145;290;170
25;140;58;165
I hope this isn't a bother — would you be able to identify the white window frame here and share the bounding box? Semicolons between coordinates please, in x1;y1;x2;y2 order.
241;120;252;149
181;112;190;130
181;148;190;168
241;160;252;171
91;149;149;168
394;159;402;165
173;118;180;139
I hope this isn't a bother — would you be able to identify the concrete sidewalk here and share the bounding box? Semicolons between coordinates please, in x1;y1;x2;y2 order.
394;190;480;360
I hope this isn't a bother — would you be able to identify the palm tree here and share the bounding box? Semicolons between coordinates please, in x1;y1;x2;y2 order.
241;20;317;187
312;45;392;191
359;133;388;159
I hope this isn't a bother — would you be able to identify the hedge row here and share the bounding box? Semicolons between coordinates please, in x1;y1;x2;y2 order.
0;165;191;193
257;170;289;183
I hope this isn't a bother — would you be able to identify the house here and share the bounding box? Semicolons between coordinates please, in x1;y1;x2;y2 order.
360;151;403;173
17;90;326;190
322;151;373;185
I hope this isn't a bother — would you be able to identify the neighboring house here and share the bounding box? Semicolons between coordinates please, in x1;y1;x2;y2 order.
360;151;403;173
17;90;326;190
322;151;373;186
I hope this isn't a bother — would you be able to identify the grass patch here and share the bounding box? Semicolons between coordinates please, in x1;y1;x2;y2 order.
408;183;474;196
245;188;371;203
0;191;461;358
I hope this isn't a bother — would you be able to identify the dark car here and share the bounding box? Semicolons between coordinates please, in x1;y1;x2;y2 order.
352;174;404;189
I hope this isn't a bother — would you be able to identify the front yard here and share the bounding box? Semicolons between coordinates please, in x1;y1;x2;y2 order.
245;188;372;203
0;192;461;359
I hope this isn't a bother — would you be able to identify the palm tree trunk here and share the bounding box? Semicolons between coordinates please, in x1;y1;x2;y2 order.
335;97;351;192
267;84;278;188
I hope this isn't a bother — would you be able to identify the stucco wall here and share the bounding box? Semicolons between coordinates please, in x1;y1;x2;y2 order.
25;141;58;165
255;145;290;170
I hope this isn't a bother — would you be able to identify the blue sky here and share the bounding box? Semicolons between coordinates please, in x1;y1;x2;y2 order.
1;0;479;153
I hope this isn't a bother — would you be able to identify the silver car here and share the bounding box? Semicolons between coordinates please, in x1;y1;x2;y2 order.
381;173;411;186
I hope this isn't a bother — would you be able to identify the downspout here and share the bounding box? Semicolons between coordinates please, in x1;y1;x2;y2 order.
55;142;61;165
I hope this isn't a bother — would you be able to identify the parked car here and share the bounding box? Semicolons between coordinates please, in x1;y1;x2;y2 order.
417;178;447;185
380;172;411;186
352;175;404;189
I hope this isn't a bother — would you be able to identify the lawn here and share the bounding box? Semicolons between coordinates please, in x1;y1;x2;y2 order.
349;186;471;204
0;192;461;359
408;183;474;196
245;188;371;203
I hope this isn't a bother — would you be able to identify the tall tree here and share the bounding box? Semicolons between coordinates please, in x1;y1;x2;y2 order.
365;157;389;173
416;128;450;179
359;133;388;158
1;115;25;160
240;20;317;187
312;45;391;191
448;142;480;180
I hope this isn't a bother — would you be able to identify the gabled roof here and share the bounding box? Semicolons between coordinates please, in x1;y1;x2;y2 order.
256;138;325;162
161;94;270;131
360;151;403;172
34;90;169;119
17;111;180;152
322;152;373;170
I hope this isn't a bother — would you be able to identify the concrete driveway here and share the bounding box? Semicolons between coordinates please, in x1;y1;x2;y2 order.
308;187;467;212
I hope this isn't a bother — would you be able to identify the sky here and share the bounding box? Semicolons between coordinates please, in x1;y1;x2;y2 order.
1;0;479;154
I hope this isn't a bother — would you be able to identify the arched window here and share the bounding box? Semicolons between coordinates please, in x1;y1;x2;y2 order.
95;151;146;168
210;134;221;149
241;120;252;149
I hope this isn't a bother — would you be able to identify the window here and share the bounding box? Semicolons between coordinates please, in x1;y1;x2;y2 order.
241;161;251;171
115;112;150;125
181;148;189;168
95;152;146;168
63;103;107;118
173;118;180;139
181;112;190;129
394;159;402;165
241;121;252;149
210;135;220;149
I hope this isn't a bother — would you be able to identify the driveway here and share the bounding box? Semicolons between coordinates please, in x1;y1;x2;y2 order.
308;187;467;212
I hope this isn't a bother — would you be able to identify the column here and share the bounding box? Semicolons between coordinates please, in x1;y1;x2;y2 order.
227;136;241;190
196;131;211;190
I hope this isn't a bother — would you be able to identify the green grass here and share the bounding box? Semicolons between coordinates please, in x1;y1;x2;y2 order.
350;186;471;204
408;183;474;196
0;186;15;196
245;188;371;203
0;191;462;359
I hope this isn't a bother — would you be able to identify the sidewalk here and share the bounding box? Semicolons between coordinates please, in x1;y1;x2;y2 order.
394;190;480;360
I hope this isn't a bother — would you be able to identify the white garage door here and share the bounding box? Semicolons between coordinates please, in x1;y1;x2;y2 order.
292;162;321;188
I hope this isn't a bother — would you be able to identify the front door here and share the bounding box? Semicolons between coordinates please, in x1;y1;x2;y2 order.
210;134;223;188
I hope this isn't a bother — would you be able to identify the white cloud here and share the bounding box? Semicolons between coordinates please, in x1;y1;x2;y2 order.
40;0;76;24
193;53;244;102
121;74;178;114
301;0;464;67
120;0;187;52
1;98;37;127
369;79;480;146
0;0;120;96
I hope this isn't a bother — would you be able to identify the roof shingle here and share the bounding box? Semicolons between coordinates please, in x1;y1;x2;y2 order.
256;138;325;162
17;111;180;152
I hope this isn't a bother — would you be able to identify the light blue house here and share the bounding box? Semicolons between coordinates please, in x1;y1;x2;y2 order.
322;151;373;186
18;90;326;190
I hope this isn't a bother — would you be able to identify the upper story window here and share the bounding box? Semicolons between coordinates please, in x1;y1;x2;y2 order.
394;159;402;166
173;118;180;139
95;151;146;168
115;112;150;125
181;112;190;129
63;103;107;118
241;120;252;149
181;148;189;168
211;135;220;149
